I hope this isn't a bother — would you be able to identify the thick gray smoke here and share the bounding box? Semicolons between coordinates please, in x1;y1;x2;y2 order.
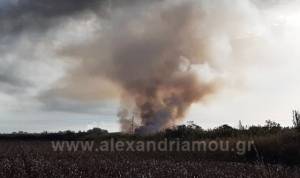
60;1;221;134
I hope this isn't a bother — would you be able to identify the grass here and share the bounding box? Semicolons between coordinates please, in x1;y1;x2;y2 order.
0;141;299;178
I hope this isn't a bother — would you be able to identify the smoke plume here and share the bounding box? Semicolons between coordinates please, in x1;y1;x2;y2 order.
60;1;225;134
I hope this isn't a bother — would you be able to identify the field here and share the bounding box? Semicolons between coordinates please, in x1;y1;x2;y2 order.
0;141;299;178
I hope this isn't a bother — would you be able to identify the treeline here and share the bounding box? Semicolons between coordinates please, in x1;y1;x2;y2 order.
161;120;293;139
0;120;298;141
1;111;300;141
0;128;109;140
162;110;300;140
156;114;300;165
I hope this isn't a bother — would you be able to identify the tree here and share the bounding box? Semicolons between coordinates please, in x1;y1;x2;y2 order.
238;120;245;130
214;124;237;137
87;128;108;135
265;120;280;128
293;110;300;131
264;120;281;133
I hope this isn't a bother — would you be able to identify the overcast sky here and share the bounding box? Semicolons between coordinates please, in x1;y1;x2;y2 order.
0;0;300;133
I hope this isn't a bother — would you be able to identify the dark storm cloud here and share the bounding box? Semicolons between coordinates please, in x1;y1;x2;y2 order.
0;0;103;95
0;0;102;36
0;0;155;36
